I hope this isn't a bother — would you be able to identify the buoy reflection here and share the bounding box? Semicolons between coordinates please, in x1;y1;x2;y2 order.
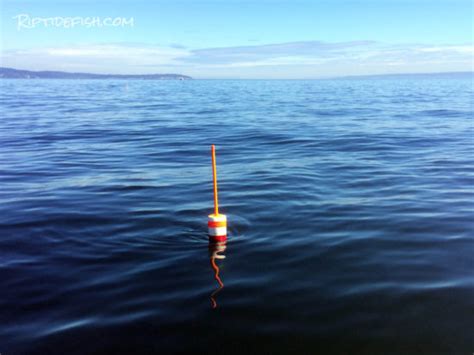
209;241;227;309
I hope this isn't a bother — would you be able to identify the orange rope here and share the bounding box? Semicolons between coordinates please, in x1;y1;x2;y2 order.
210;257;224;309
210;257;224;288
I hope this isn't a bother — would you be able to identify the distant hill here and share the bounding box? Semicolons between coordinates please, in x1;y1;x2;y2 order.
0;67;192;80
335;72;473;80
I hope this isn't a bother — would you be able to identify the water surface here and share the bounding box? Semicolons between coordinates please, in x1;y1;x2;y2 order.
1;78;473;354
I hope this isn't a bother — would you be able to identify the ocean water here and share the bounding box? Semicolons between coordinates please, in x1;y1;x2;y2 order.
0;78;473;354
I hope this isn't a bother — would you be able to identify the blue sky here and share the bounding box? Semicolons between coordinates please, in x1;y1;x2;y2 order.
1;0;472;78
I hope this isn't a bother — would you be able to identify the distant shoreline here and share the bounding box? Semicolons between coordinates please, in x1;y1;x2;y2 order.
0;67;192;80
1;67;472;80
333;72;473;80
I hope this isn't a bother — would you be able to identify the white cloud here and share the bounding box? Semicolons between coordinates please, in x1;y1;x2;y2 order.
417;45;474;53
0;41;472;78
0;44;190;73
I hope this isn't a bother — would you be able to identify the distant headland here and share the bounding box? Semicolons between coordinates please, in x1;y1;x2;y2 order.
335;72;473;80
0;67;192;80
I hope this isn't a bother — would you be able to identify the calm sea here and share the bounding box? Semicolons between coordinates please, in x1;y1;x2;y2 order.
1;78;473;354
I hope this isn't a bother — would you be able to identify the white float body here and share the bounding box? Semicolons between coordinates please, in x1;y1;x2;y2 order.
208;213;227;242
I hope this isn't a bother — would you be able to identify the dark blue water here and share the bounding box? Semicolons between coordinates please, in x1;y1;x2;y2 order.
1;78;473;354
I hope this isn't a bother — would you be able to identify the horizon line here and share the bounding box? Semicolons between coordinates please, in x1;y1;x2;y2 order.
1;67;473;80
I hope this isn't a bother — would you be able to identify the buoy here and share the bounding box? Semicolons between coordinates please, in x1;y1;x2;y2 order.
208;145;227;242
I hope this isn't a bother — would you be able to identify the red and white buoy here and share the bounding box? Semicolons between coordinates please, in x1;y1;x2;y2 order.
208;145;227;242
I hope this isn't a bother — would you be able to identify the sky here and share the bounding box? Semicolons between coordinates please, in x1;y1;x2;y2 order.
0;0;473;78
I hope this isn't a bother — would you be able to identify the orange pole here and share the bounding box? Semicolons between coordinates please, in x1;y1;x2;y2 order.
211;145;219;216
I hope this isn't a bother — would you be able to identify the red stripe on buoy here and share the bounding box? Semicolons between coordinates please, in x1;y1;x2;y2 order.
209;235;227;242
208;221;227;228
